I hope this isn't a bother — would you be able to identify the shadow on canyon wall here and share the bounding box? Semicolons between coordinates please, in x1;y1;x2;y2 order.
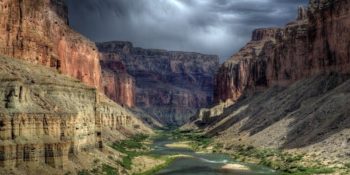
204;73;350;149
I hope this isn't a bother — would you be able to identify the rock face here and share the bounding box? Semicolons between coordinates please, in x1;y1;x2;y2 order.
214;28;277;102
215;0;350;103
0;56;151;168
97;42;219;125
100;48;136;108
0;0;102;89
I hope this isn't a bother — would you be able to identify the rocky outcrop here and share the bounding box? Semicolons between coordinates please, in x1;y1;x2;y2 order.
100;50;135;108
214;28;278;102
215;0;350;102
0;56;151;169
0;0;102;89
97;42;219;125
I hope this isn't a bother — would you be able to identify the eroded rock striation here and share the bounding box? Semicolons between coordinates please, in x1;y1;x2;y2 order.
97;42;219;125
0;0;102;89
215;0;350;102
0;56;151;169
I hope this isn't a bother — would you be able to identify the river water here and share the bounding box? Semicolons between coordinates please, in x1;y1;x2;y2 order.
151;135;278;175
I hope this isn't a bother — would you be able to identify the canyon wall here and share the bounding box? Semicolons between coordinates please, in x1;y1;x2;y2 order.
100;49;136;108
0;0;152;171
186;0;350;165
0;55;151;169
215;0;350;102
97;42;219;125
0;0;101;89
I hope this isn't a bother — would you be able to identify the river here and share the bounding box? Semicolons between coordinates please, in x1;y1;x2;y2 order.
150;135;278;175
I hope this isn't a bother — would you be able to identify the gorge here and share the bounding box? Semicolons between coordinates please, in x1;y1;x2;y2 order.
97;41;219;126
0;0;350;174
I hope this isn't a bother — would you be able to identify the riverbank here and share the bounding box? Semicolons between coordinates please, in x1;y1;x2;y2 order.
105;131;197;175
172;129;350;175
107;133;178;175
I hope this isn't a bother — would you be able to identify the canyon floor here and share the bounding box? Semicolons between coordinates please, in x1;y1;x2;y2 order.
102;130;350;175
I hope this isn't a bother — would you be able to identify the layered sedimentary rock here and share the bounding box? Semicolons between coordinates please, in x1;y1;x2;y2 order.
215;0;350;102
0;0;152;172
188;0;350;164
0;56;151;168
0;0;101;89
98;42;219;125
100;49;135;108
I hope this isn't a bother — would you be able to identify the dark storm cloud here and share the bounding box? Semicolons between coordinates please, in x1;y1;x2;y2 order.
65;0;308;62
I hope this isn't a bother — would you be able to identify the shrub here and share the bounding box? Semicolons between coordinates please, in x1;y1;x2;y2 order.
102;164;118;175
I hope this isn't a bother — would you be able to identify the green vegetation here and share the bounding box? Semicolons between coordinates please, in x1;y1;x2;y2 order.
227;145;334;175
102;164;119;175
168;129;212;150
111;134;149;152
345;162;350;168
109;132;186;174
110;134;149;170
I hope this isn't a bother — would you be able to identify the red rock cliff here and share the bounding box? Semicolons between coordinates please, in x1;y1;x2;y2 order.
215;0;350;102
99;44;136;108
0;0;102;89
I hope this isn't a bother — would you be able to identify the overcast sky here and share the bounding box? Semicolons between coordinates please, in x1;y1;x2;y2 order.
66;0;308;62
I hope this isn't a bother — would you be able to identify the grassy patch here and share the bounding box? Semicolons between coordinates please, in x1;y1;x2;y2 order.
102;164;119;175
345;162;350;168
111;134;148;152
169;130;212;150
110;134;149;170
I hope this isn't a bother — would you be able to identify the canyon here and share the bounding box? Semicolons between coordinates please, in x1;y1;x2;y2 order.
188;0;350;168
1;0;350;174
97;41;219;126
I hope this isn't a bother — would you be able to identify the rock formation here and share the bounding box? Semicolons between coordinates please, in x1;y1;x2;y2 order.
97;41;219;125
188;0;350;165
100;48;136;108
215;0;350;103
0;56;151;169
0;0;102;89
